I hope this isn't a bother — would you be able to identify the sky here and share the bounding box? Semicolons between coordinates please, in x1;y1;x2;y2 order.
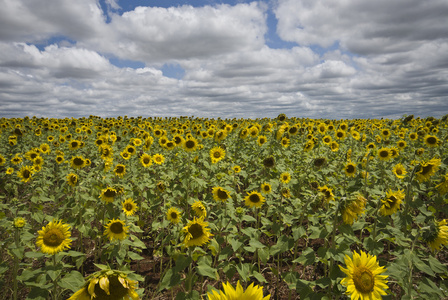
1;0;448;120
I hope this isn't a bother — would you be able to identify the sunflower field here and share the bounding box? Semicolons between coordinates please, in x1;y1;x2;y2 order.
1;114;448;300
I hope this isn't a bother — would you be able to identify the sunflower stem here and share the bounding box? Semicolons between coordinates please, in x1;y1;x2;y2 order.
52;254;58;300
12;228;20;300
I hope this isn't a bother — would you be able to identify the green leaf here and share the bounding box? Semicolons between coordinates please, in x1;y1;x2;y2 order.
127;251;144;261
411;253;434;276
26;287;49;300
292;247;315;266
196;260;218;280
252;271;266;283
249;239;265;249
59;270;85;293
229;238;243;252
428;255;447;274
158;269;181;291
173;255;192;273
363;237;384;256
236;263;251;281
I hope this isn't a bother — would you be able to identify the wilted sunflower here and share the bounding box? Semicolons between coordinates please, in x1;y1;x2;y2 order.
36;220;72;255
104;218;129;241
263;156;275;168
423;219;448;251
280;172;291;184
122;198;138;216
71;155;86;169
191;200;207;218
207;281;270;300
424;135;439;147
140;153;152;168
114;164;126;178
380;189;404;216
377;147;391;161
182;217;213;247
153;153;165;165
339;250;388;300
67;268;140;300
260;183;272;194
166;207;182;224
210;146;226;164
67;173;78;187
392;164;407;179
212;186;231;202
342;194;367;225
416;158;441;182
17;165;34;183
244;191;265;208
344;161;357;177
100;187;119;203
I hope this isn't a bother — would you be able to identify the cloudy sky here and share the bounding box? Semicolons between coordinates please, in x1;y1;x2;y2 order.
1;0;448;120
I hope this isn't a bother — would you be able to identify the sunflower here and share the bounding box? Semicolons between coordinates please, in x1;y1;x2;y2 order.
342;194;367;225
207;281;270;300
380;189;404;216
232;165;241;173
125;145;137;156
0;154;5;166
244;191;265;208
280;137;290;148
184;137;198;152
281;187;292;199
416;158;441;182
120;150;131;160
210;146;226;164
138;153;152;168
17;165;34;183
257;135;267;146
56;155;64;164
319;185;334;203
260;183;272;194
380;128;391;139
122;198;138;216
100;145;113;160
67;268;140;300
335;129;346;140
377;147;391;161
104;219;129;241
114;164;126;178
153;154;165;165
424;135;439;147
436;174;448;195
13;217;26;228
11;155;22;165
392;164;407;179
396;140;407;150
212;186;231;202
366;142;376;150
67;173;78;187
99;187;119;203
263;156;275;168
156;181;166;192
423;219;448;251
415;148;425;156
191;200;207;218
330;141;339;152
68;139;80;151
280;172;291;184
182;217;213;247
322;135;332;145
166;207;182;224
71;156;86;169
344;161;357;177
36;220;72;255
6;167;14;175
339;250;388;300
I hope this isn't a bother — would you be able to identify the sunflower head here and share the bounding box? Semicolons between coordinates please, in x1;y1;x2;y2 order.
18;165;34;183
212;186;231;202
100;187;119;203
423;219;448;251
191;200;207;218
182;217;213;248
36;220;72;255
122;198;138;216
263;156;275;168
344;162;357;177
207;281;270;300
380;189;404;216
210;146;226;164
339;250;388;300
71;156;86;169
13;217;27;229
244;191;265;208
67;268;140;300
280;172;291;184
261;183;272;194
104;218;129;241
67;173;78;187
114;164;126;178
166;207;182;224
416;158;441;182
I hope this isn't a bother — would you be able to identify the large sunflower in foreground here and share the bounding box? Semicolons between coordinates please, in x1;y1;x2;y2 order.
104;218;129;241
182;217;213;247
36;220;72;255
339;250;388;300
67;268;140;300
207;281;270;300
244;191;265;208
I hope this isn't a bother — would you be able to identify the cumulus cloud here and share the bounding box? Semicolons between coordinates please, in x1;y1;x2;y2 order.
0;0;447;119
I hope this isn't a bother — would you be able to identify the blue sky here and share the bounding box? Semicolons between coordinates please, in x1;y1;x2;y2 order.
0;0;447;119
